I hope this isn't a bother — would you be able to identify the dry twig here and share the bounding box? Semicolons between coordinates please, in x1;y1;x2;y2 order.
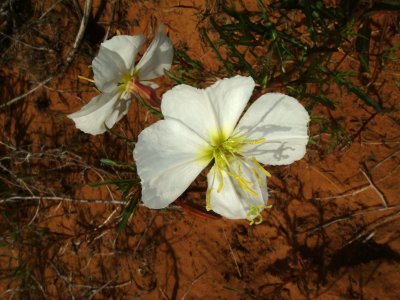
297;205;400;235
0;196;125;205
0;0;92;110
359;167;388;207
222;226;242;278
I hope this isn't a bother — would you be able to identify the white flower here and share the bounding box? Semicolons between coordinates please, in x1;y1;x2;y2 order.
68;25;174;135
133;76;309;223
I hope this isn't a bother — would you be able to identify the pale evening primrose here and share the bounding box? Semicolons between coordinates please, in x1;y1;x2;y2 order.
68;25;173;135
133;76;309;223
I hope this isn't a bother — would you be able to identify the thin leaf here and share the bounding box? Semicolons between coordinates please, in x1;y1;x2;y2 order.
356;19;371;73
164;69;184;84
100;159;135;170
89;179;139;193
117;195;140;233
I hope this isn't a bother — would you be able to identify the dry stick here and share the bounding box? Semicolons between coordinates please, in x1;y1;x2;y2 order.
0;0;92;110
370;148;400;173
346;210;400;245
88;278;133;300
0;32;54;52
159;288;169;300
49;258;132;297
0;77;53;109
180;270;207;300
103;0;120;42
0;196;126;206
314;152;400;201
60;0;92;73
0;289;18;299
132;212;158;256
359;168;388;207
302;154;398;235
314;184;371;201
0;162;35;195
297;205;400;235
48;260;76;300
39;0;64;20
222;226;242;278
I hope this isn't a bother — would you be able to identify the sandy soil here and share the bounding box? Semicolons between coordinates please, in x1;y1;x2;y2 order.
1;0;400;299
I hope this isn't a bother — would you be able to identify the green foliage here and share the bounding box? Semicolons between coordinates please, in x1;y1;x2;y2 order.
166;0;399;151
165;49;210;87
93;158;140;232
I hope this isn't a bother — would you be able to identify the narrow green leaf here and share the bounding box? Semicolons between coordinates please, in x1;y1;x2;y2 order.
371;1;400;10
89;179;138;192
312;95;337;109
164;69;184;84
302;0;316;41
117;195;140;233
341;80;382;111
202;28;235;75
136;95;163;118
211;17;257;77
355;19;371;72
100;159;135;170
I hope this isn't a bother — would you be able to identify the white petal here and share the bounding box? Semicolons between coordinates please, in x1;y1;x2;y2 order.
161;76;255;142
101;35;145;70
136;25;174;81
140;80;159;89
133;119;211;209
206;76;255;137
93;35;145;93
207;158;268;219
161;85;212;141
235;93;310;165
68;90;130;135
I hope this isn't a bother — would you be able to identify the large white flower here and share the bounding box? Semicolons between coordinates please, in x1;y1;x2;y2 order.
68;25;174;135
133;76;309;223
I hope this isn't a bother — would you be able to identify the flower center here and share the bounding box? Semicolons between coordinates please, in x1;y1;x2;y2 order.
200;131;272;224
117;71;139;95
117;70;161;107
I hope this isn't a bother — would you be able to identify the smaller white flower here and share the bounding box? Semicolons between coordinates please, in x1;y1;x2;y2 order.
68;25;174;135
133;76;310;223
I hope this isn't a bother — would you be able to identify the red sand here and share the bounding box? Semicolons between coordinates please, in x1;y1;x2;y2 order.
1;0;400;299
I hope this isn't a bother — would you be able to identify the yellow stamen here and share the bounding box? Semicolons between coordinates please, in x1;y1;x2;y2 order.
206;170;217;211
217;169;224;193
198;130;272;213
251;157;272;178
245;138;265;145
206;188;212;211
78;75;95;83
246;204;272;225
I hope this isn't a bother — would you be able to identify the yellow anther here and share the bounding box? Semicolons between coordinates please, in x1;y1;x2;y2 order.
246;204;272;225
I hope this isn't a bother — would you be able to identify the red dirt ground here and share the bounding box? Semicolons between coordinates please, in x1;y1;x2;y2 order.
1;0;400;299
